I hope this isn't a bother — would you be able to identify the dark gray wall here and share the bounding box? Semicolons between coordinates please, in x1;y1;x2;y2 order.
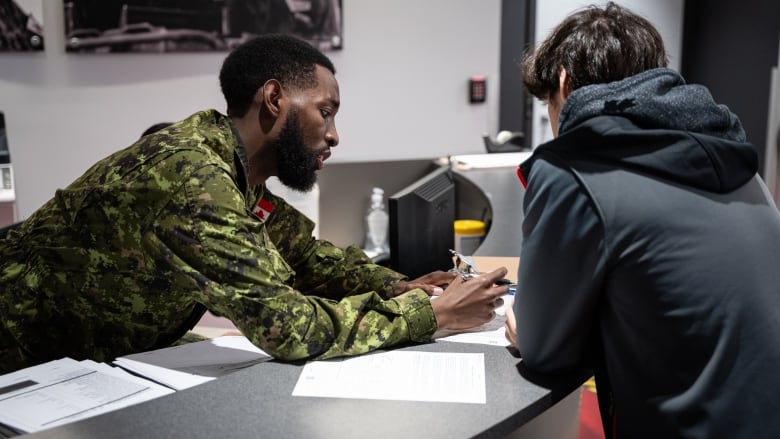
498;0;535;150
317;159;439;248
317;160;500;251
681;0;780;174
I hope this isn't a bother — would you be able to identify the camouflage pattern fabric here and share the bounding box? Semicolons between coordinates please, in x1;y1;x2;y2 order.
0;110;436;374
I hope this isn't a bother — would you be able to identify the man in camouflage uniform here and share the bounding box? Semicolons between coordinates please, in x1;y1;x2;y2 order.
0;34;508;374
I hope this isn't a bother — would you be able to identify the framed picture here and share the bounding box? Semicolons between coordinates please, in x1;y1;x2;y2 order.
0;0;44;51
63;0;343;53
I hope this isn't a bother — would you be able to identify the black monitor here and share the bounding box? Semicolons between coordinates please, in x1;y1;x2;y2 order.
0;113;9;164
388;166;455;279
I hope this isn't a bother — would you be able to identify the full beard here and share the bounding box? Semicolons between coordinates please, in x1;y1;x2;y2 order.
271;110;320;192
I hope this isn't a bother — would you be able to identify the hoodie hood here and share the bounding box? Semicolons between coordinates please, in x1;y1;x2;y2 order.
520;68;758;193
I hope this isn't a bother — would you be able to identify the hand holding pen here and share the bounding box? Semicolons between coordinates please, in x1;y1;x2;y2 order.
431;253;510;330
449;249;516;292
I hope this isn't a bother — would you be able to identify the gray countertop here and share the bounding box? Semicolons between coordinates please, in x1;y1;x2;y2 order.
22;341;585;439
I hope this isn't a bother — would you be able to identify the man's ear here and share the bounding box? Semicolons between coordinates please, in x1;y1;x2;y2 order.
256;79;284;130
559;67;573;99
258;79;284;118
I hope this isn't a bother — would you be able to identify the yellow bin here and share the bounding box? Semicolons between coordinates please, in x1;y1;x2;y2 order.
454;219;486;255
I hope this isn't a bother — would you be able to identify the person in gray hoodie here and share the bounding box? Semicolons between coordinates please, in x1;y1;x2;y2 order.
503;3;780;438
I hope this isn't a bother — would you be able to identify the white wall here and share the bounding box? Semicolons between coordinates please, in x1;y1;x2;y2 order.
1;0;501;219
530;0;685;148
13;0;41;20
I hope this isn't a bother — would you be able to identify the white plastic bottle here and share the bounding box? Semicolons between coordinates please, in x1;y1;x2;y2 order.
363;187;390;259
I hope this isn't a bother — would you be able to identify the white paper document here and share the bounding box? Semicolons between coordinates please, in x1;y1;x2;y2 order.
0;358;173;434
114;335;272;390
292;350;486;404
434;294;513;347
449;151;533;169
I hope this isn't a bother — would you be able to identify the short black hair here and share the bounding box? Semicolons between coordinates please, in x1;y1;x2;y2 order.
219;34;336;117
522;2;668;100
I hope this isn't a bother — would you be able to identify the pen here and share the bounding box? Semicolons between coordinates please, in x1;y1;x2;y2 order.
494;278;517;295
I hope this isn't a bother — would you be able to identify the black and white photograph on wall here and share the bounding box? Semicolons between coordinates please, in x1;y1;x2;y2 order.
0;0;44;51
63;0;342;53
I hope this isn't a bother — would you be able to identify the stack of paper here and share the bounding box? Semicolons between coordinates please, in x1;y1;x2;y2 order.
448;151;533;170
113;335;272;390
0;336;272;435
0;358;173;435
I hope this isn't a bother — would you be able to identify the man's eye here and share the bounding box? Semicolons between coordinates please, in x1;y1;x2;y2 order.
320;109;331;118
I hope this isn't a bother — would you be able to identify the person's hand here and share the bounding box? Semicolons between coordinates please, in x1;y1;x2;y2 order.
431;267;509;330
504;302;519;349
393;270;456;297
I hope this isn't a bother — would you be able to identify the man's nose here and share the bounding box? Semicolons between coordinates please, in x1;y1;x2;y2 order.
326;124;339;147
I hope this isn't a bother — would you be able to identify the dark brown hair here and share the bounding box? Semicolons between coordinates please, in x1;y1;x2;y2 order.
522;2;668;100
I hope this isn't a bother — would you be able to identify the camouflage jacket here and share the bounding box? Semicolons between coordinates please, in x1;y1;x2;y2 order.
0;110;436;373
